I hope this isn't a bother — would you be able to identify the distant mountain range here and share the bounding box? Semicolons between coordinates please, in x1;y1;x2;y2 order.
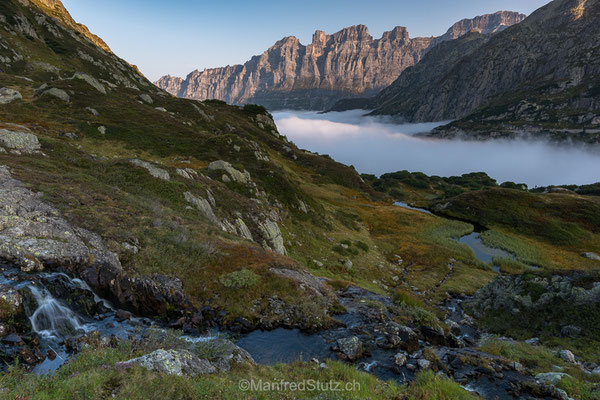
155;11;525;111
333;0;600;143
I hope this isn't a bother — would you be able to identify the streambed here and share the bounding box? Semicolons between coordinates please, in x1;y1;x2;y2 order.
0;263;540;399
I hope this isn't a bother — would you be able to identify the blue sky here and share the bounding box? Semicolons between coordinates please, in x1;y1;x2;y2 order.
62;0;551;82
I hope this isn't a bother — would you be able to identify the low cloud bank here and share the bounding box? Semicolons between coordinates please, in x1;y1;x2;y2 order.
273;110;600;187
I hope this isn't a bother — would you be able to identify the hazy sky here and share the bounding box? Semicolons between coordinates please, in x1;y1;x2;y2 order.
61;0;551;82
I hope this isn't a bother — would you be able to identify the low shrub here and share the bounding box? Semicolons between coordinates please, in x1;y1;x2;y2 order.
219;268;260;289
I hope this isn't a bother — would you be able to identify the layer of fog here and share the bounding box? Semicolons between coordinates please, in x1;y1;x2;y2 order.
273;110;600;187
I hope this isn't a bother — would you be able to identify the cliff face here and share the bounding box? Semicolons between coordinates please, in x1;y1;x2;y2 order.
156;12;525;110
369;0;600;139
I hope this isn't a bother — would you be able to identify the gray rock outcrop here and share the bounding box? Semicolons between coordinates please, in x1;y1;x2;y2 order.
0;165;134;307
258;219;286;255
184;191;220;226
208;160;250;184
130;159;170;181
0;129;41;154
40;88;70;102
71;72;106;94
119;349;217;376
117;339;254;376
0;88;22;104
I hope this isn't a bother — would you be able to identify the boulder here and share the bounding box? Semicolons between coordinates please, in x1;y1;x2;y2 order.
0;284;23;321
139;94;153;104
0;88;22;104
560;325;581;338
117;339;254;376
176;168;198;180
235;218;253;241
417;358;432;370
86;107;99;116
40;88;70;102
269;268;333;298
0;129;41;154
334;336;363;362
71;72;106;94
131;275;193;318
397;325;420;353
420;326;446;346
581;252;600;261
118;349;216;376
208;160;251;184
130;159;170;181
559;349;576;364
394;352;407;367
535;372;569;385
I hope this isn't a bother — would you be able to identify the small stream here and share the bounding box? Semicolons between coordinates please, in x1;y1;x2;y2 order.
392;202;530;273
0;265;142;374
0;261;538;399
457;232;514;272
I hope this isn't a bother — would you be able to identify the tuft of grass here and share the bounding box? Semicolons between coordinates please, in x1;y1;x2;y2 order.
405;371;475;400
478;338;559;371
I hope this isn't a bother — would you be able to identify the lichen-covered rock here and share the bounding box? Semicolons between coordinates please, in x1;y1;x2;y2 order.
117;339;254;376
71;72;106;94
559;349;576;364
0;88;22;104
176;168;198;180
258;219;286;255
139;94;153;104
208;160;251;184
131;275;193;318
119;349;216;376
40;88;70;102
235;218;253;241
269;268;333;298
0;284;23;321
184;192;220;226
130;159;170;181
535;372;570;385
333;336;363;362
0;129;41;154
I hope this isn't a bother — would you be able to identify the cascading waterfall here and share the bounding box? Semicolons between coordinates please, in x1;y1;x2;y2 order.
27;285;84;340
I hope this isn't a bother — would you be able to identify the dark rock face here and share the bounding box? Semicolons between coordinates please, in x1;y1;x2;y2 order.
0;165;196;321
465;271;600;341
132;275;194;319
0;165;135;309
155;12;524;111
366;0;600;140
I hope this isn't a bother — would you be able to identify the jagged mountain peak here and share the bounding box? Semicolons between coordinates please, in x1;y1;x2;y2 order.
155;12;525;111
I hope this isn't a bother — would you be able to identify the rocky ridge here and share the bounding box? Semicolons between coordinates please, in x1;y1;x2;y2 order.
348;0;600;142
155;12;524;110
